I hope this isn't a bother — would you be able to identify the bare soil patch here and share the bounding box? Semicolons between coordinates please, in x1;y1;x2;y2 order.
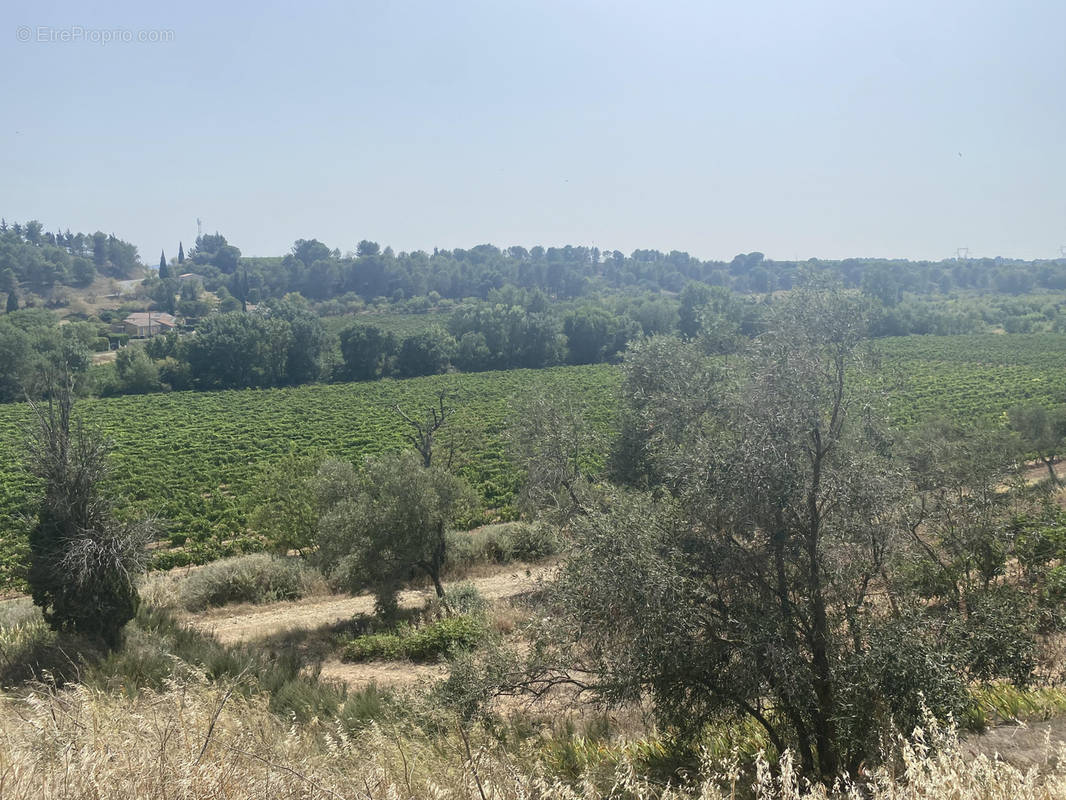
185;563;554;646
317;658;446;690
962;718;1066;771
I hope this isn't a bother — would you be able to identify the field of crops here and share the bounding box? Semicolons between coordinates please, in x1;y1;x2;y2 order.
1;332;1065;590
871;333;1066;426
0;365;618;585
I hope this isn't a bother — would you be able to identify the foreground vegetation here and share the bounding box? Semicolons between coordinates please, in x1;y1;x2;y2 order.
1;679;1064;799
2;591;1065;800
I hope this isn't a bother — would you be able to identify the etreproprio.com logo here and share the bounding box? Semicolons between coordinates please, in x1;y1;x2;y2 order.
16;25;175;44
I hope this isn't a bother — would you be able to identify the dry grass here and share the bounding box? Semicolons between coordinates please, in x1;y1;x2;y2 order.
0;676;1065;799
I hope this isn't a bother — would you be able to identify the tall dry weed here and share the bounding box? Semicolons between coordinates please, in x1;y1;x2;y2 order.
0;677;1065;799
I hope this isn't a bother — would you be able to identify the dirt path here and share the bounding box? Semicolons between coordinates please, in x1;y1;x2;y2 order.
963;718;1066;770
318;658;447;690
186;563;555;646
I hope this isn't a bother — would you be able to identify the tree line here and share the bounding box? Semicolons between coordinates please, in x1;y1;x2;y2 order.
6;218;1066;308
7;283;1066;402
206;235;1066;306
0;219;139;293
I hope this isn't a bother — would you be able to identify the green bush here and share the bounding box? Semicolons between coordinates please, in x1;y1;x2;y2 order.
955;589;1037;686
446;521;562;568
405;615;485;661
444;582;487;615
343;631;405;662
178;553;322;611
342;615;486;663
509;520;563;561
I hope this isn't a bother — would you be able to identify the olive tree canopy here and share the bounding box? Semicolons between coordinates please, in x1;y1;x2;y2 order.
313;450;476;618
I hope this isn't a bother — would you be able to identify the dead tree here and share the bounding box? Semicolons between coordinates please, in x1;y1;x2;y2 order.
395;389;451;468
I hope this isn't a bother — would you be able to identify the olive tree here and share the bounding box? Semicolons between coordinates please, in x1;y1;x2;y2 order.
1008;402;1066;486
247;452;323;556
505;389;606;523
313;451;475;619
520;287;1031;782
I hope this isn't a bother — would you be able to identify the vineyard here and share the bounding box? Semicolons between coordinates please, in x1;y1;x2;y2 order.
869;333;1066;426
0;366;618;586
0;333;1065;590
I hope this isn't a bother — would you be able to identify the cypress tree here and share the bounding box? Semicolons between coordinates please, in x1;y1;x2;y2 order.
5;291;16;313
159;250;170;279
177;241;185;264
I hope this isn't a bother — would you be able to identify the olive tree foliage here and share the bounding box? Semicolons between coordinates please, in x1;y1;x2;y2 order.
505;389;607;523
898;419;1020;601
517;287;1034;783
312;451;476;619
247;452;323;556
1008;402;1066;486
26;378;151;649
896;419;1039;684
609;334;723;488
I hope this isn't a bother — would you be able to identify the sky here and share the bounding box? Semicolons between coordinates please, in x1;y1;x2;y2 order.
2;0;1064;263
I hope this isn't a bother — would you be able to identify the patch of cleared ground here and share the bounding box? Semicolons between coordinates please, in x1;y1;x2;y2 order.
318;658;446;690
963;718;1066;771
185;563;554;646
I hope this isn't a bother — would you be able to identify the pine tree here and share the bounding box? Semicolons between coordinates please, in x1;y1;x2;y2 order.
158;250;170;280
177;241;185;264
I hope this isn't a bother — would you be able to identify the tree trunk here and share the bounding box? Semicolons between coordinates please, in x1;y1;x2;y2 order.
428;521;447;598
431;570;445;598
1043;456;1060;487
807;431;840;780
771;517;815;774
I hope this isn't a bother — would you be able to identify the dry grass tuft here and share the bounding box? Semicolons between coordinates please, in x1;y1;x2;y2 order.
0;677;1065;799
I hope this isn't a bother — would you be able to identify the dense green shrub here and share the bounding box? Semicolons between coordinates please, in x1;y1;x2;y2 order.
26;386;150;650
446;521;562;567
509;520;564;560
342;615;486;663
343;631;405;661
955;589;1038;685
178;553;322;611
444;582;488;615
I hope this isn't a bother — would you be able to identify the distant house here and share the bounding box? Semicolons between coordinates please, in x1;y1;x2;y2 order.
123;312;178;338
177;272;205;283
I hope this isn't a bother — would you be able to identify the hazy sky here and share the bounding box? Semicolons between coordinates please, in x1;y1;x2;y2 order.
3;0;1064;262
